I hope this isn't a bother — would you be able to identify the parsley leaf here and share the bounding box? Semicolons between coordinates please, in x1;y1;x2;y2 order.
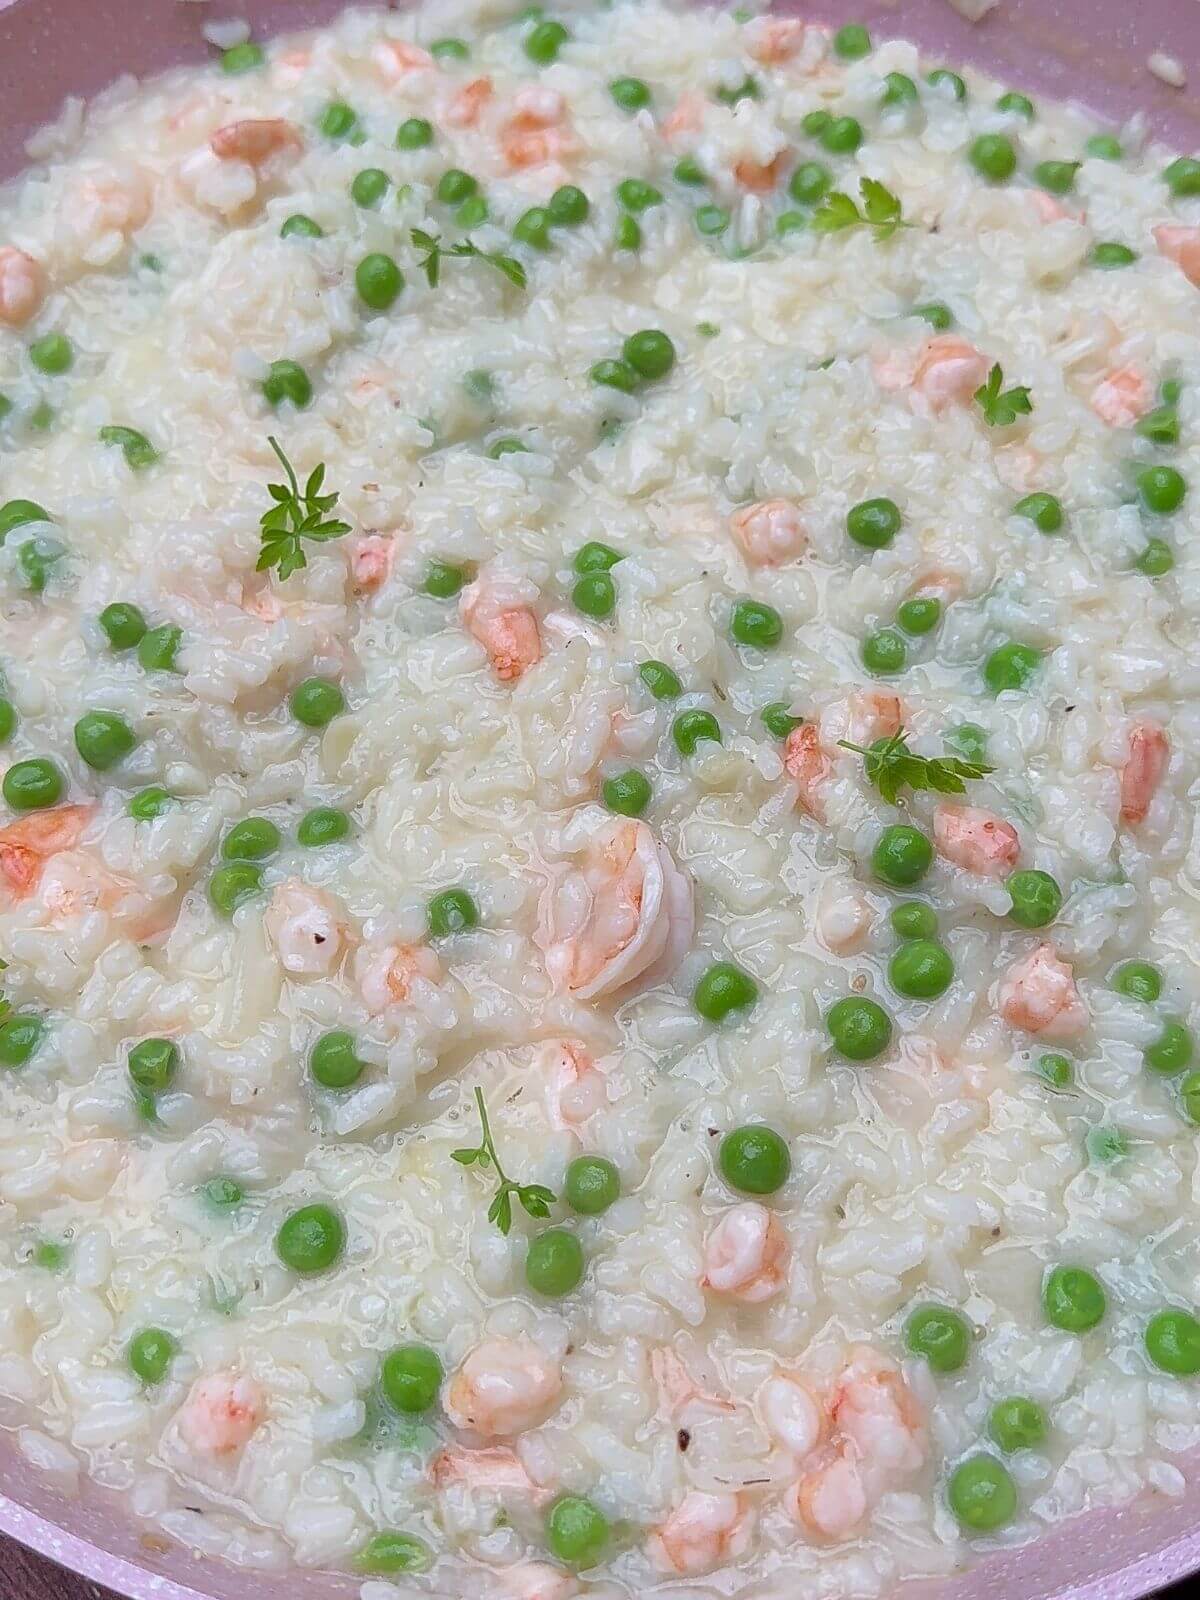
411;229;527;291
452;1087;556;1235
256;436;351;581
812;177;908;240
838;729;995;806
974;362;1033;427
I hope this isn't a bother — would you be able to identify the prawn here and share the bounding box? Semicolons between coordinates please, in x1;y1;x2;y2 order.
649;1491;752;1577
0;805;96;900
933;804;1020;875
1155;224;1200;289
503;1563;579;1600
783;724;833;822
177;1372;265;1457
652;1347;736;1427
264;882;348;977
429;1444;543;1497
355;941;442;1012
1120;721;1169;823
998;942;1088;1038
500;87;578;171
730;499;808;566
701;1203;789;1303
819;691;902;751
459;572;542;683
0;246;47;326
347;534;395;594
1091;366;1152;428
911;335;991;415
538;1040;607;1130
744;17;810;64
445;76;494;129
444;1338;563;1438
210;119;302;169
373;38;434;80
759;1373;825;1459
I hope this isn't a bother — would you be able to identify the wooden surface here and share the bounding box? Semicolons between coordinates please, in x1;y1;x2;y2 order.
3;1536;116;1600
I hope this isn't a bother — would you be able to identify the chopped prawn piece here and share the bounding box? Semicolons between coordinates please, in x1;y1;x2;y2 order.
662;91;703;144
819;691;902;750
1091;366;1152;428
273;49;311;86
998;942;1088;1038
373;38;434;80
177;1372;265;1457
1029;189;1075;224
0;805;96;900
649;1491;752;1577
733;153;787;193
701;1203;789;1303
444;1338;563;1438
264;881;347;977
1154;224;1200;288
500;86;577;171
933;804;1019;875
429;1445;540;1496
356;942;442;1012
503;1562;579;1600
74;168;152;238
730;499;808;567
459;574;542;683
210;119;302;169
911;335;991;415
760;1373;824;1459
783;724;832;822
0;246;47;326
348;534;394;594
745;16;809;64
815;877;872;954
789;1451;868;1539
538;1039;607;1129
445;76;493;128
1119;721;1169;824
536;817;694;1000
651;1347;736;1425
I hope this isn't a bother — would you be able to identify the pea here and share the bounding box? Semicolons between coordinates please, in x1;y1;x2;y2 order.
431;37;469;61
623;329;675;380
220;817;279;863
396;117;433;150
549;184;589;224
1034;159;1079;195
1179;1070;1200;1125
639;660;682;700
380;1343;443;1412
718;1125;791;1195
356;253;404;311
905;1303;971;1371
590;358;638;392
674;155;705;186
862;628;907;675
673;709;721;756
202;1176;243;1209
1037;1052;1073;1089
987;1396;1046;1456
826;996;892;1061
872;825;932;887
1086;133;1122;160
948;1454;1017;1531
275;1204;346;1274
970;134;1017;182
1089;241;1138;269
128;786;173;821
1005;869;1062;929
290;677;344;728
262;359;312;409
350;167;387;209
1145;1020;1194;1076
891;901;937;940
896;597;941;635
1164;157;1200;197
927;69;967;101
821;116;863;156
847;497;902;549
1111;960;1162;1003
99;601;147;649
1136;538;1175;577
802;110;832;138
1042;1264;1106;1332
525;1228;584;1296
281;213;323;238
0;498;50;541
547;1494;608;1567
32;1239;67;1270
99;425;157;470
0;698;15;743
127;1327;177;1385
424;561;468;598
514;207;553;249
1144;1309;1200;1376
1013;492;1064;534
882;71;918;107
996;91;1035;119
890;939;954;999
208;862;263;917
524;19;569;64
428;887;478;937
1086;1125;1127;1165
128;1037;179;1094
219;39;263;72
572;541;621;574
714;75;758;107
1137;465;1187;514
458;194;488;230
310;1030;365;1090
565;1155;620;1215
730;599;782;650
137;624;182;672
0;1015;44;1069
3;758;64;812
833;22;871;58
29;333;73;375
616;177;662;213
914;301;954;330
614;214;641;251
693;961;758;1022
353;1534;429;1576
73;710;136;771
573;572;616;619
761;702;802;739
610;76;651;111
602;768;651;817
984;641;1041;694
298;806;349;847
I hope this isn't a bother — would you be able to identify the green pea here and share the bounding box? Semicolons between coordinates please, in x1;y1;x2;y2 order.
905;1303;971;1371
220;41;264;73
891;901;937;940
280;213;323;238
128;1037;179;1094
693;961;757;1022
98;602;148;651
1086;1125;1127;1165
1013;492;1064;533
32;1239;67;1270
514;206;553;249
350;168;388;208
424;560;468;598
730;599;782;650
298;806;350;847
847;497;902;549
16;535;64;595
1145;1309;1200;1376
673;709;721;756
639;660;682;700
465;369;494;402
353;1534;429;1576
1086;133;1122;160
896;597;941;636
802;109;832;138
615;214;641;250
590;358;639;392
73;711;136;772
914;301;954;330
547;1494;608;1566
202;1175;243;1209
128;786;173;821
356;253;404;312
1037;1052;1073;1089
0;698;15;743
789;160;831;205
1136;538;1174;577
1089;241;1138;269
487;437;530;460
610;76;651;111
718;1125;791;1195
137;624;182;672
996;91;1035;119
833;23;871;58
311;1030;365;1089
602;768;651;817
1043;1264;1106;1332
949;1454;1017;1531
821;117;863;155
616;177;662;213
431;37;469;61
220;817;279;862
761;702;802;739
524;19;569;64
262;359;312;409
827;996;892;1061
525;1228;584;1296
1111;960;1162;1003
381;1343;443;1413
29;333;73;376
396;116;433;150
208;862;263;917
275;1203;346;1274
970;134;1017;182
883;71;918;107
99;425;157;470
714;75;759;107
0;1015;44;1069
290;677;344;728
673;154;705;186
3;758;64;812
1145;1020;1194;1076
927;69;967;101
862;629;907;675
623;329;676;380
984;641;1041;694
872;825;932;887
564;1155;620;1215
1137;465;1187;514
549;184;589;224
573;571;616;619
889;939;954;999
1164;157;1200;197
573;542;621;574
1006;869;1062;929
318;101;361;142
428;887;478;937
28;401;55;433
1136;406;1180;446
1034;159;1079;195
1178;1070;1200;1125
127;1327;177;1385
0;498;50;541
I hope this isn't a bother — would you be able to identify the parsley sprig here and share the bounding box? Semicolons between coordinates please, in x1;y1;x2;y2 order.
452;1087;556;1235
974;362;1033;427
411;229;527;291
256;437;351;581
812;177;908;240
839;728;994;805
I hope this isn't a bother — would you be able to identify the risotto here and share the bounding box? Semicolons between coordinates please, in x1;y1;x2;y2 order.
3;1;1200;1595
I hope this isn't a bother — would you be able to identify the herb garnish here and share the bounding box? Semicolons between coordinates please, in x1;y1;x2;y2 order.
256;436;351;581
452;1087;556;1234
411;229;527;291
812;178;907;240
839;728;994;805
974;363;1033;427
